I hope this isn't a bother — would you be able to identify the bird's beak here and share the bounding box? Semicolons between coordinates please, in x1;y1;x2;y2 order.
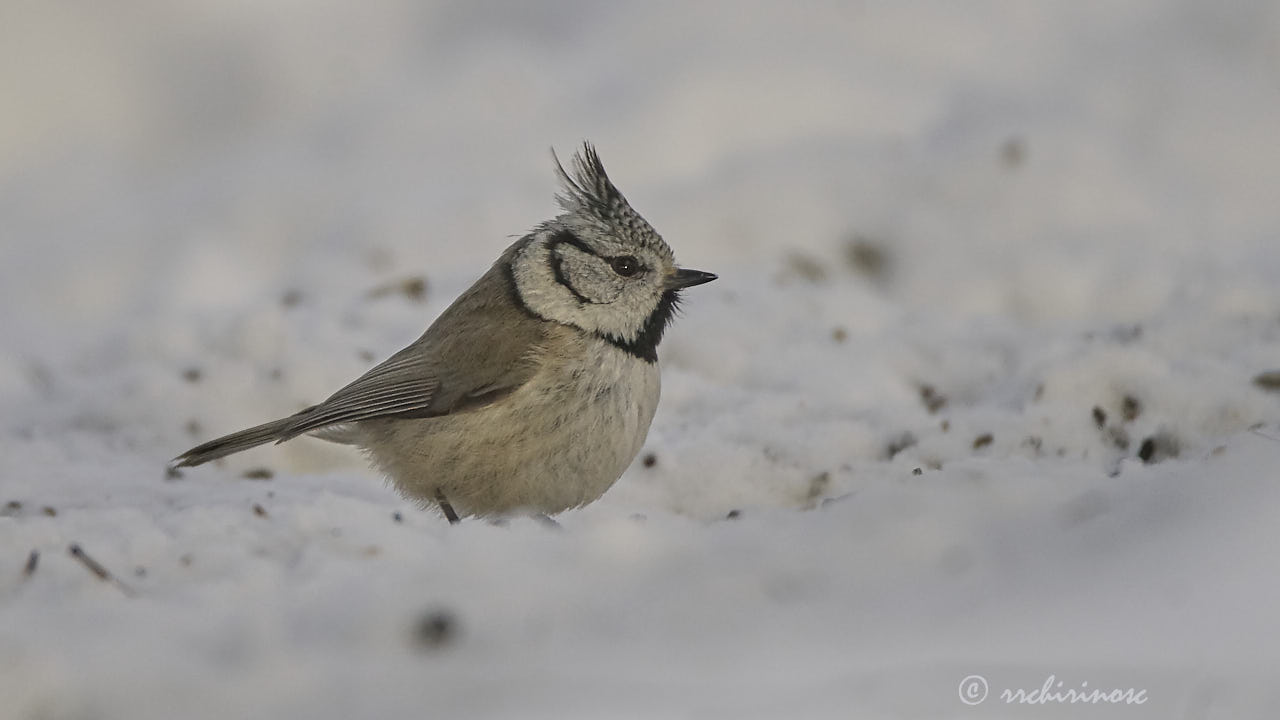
666;268;718;290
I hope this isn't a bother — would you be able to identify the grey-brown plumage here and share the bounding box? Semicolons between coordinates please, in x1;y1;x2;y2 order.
172;143;716;521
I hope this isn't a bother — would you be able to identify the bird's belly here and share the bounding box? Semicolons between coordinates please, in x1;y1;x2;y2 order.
360;349;660;516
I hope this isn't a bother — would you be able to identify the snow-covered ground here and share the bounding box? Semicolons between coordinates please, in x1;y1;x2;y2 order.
3;2;1280;717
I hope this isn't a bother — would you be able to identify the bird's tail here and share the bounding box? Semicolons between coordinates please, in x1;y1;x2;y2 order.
170;416;298;469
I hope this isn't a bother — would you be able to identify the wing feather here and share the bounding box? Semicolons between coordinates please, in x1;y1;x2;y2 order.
276;250;547;441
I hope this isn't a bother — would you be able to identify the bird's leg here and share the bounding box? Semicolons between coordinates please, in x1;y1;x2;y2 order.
435;490;460;525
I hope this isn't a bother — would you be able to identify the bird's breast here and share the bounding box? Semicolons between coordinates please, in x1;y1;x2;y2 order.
361;339;661;516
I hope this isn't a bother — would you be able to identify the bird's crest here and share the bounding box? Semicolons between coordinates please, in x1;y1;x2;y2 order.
553;143;668;256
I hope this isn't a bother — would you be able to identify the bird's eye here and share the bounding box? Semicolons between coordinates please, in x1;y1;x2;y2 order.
609;255;641;277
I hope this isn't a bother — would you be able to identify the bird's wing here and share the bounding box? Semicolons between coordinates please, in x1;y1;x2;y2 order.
275;345;443;440
277;259;549;441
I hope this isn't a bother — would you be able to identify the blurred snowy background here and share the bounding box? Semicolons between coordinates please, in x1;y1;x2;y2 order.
2;1;1279;718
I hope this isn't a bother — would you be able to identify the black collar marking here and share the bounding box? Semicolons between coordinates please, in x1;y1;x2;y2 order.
600;290;679;364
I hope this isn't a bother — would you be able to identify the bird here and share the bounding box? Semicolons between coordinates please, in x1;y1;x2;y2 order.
171;143;716;523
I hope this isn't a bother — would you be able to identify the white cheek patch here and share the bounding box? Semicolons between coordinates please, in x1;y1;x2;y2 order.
511;228;673;347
